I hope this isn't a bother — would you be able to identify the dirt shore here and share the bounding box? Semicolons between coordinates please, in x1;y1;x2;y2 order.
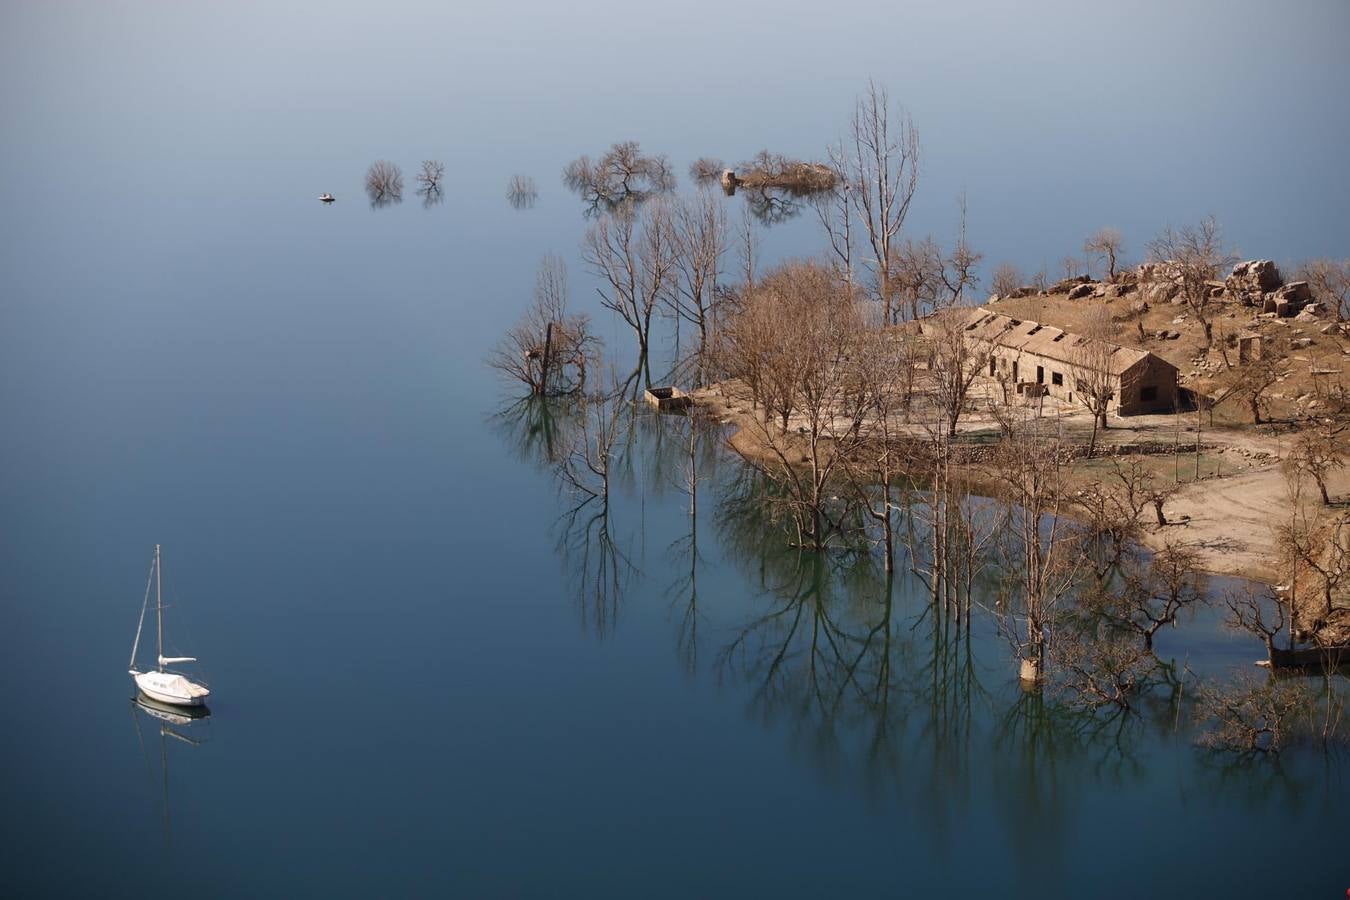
690;378;1350;588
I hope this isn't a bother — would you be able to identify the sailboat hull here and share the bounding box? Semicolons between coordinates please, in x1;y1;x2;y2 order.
134;671;210;707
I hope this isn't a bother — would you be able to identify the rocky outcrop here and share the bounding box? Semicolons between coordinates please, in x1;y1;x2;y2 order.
1049;275;1093;294
1227;259;1283;296
1067;283;1096;300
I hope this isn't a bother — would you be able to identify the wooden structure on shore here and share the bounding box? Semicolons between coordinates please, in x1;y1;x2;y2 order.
644;386;693;412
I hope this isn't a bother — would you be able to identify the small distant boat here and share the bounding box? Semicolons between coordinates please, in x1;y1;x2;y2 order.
128;545;210;708
319;193;336;203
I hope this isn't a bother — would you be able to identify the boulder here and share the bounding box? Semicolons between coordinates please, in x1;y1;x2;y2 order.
1276;281;1313;306
1067;283;1095;300
1008;286;1038;299
1050;275;1093;294
1130;300;1150;315
1227;259;1283;295
1143;281;1180;305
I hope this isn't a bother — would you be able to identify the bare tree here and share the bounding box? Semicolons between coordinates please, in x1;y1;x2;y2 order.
1195;673;1313;756
719;262;873;551
994;408;1083;683
1144;216;1237;347
838;81;920;323
1113;541;1208;651
582;200;677;380
1066;305;1131;457
665;190;727;367
416;160;444;192
564;141;675;215
507;174;538;209
925;308;992;438
688;157;726;186
1225;332;1288;424
1288;421;1346;506
1295;258;1350;321
365;160;404;207
1084;227;1125;281
488;255;598;395
890;203;982;322
991;262;1023;298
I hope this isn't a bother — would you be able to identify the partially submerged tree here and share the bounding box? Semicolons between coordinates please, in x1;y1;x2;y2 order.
488;255;598;396
665;191;727;374
582;200;677;381
365;160;404;207
507;174;538;209
563;141;675;215
1084;227;1125;281
1144;216;1237;347
1195;673;1313;756
416;159;444;193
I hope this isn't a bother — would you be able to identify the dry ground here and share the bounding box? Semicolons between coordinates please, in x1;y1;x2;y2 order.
691;373;1350;588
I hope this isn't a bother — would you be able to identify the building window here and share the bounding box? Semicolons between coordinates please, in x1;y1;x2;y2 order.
1036;365;1044;384
1140;386;1158;402
990;358;996;376
1051;371;1063;387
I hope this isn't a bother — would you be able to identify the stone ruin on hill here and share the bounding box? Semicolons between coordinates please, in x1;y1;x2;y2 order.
1222;259;1314;317
989;259;1318;320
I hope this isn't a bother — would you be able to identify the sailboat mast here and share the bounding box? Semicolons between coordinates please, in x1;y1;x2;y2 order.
155;544;163;672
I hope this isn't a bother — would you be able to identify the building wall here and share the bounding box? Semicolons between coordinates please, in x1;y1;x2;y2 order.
985;347;1177;416
1115;356;1178;415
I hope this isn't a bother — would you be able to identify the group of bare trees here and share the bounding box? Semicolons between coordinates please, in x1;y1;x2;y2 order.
564;141;676;216
364;159;445;208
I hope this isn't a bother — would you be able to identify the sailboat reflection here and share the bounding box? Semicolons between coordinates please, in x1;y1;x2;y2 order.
131;692;210;841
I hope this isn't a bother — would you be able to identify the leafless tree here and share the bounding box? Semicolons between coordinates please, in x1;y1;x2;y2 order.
1225;332;1288;424
488;255;598;395
665;191;727;375
365;160;404;207
1066;305;1130;457
1084;227;1125;281
1144;216;1237;347
1112;541;1208;651
1051;631;1157;713
991;263;1023;298
814;147;855;290
924;307;992;438
993;408;1083;682
416;160;444;192
507;174;539;209
688;157;726;186
563;140;675;215
1194;673;1313;756
719;262;873;551
1295;258;1350;320
837;81;920;323
582;200;677;379
1288;421;1346;506
889;200;982;322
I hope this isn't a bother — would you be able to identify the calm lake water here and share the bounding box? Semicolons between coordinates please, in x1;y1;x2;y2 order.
4;3;1350;897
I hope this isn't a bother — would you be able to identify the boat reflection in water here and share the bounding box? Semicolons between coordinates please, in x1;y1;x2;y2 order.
131;692;210;843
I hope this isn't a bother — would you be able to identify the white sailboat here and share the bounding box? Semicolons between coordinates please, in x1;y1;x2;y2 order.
128;545;210;707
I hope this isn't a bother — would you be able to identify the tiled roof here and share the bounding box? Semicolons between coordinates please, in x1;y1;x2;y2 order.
954;309;1171;378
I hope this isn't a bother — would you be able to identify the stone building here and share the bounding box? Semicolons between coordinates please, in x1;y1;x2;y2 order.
957;310;1178;415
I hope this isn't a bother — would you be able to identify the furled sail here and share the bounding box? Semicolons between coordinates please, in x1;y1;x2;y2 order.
159;656;197;666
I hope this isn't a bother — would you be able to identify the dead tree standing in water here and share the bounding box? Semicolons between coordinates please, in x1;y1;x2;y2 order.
488;255;598;396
